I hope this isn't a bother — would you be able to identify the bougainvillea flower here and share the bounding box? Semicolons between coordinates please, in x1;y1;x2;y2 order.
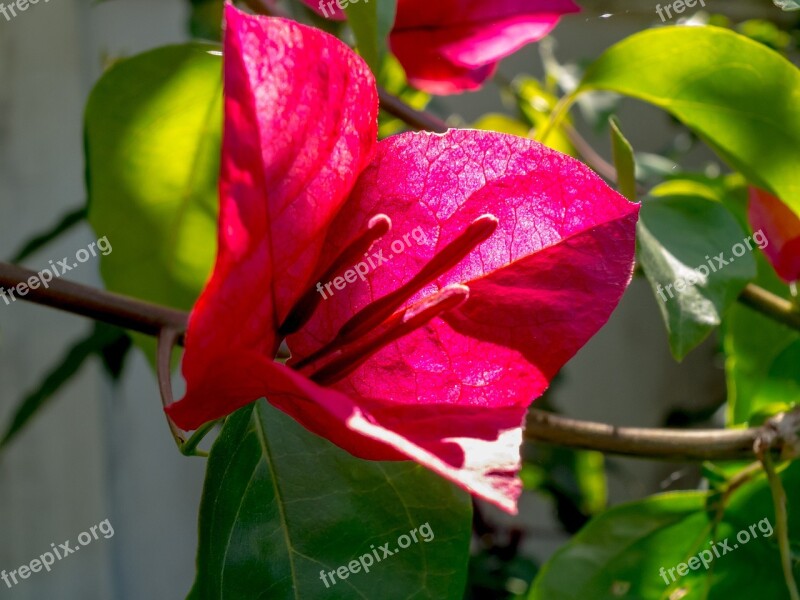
301;0;581;94
748;186;800;283
166;5;638;513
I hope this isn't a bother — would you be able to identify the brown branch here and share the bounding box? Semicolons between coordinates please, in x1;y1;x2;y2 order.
377;87;448;133
739;283;800;331
525;410;757;461
0;262;187;340
3;260;800;461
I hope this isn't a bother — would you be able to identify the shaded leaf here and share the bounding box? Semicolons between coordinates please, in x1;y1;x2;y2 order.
188;399;471;600
1;323;128;449
10;207;87;263
637;193;756;359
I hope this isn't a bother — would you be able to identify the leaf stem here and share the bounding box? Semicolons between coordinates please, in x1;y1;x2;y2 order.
760;453;800;600
534;91;577;145
180;420;219;457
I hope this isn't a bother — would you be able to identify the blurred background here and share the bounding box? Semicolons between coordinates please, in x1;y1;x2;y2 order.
0;0;796;598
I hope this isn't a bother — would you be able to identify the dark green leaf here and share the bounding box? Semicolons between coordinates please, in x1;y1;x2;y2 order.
0;323;128;449
10;207;87;263
637;193;756;359
189;399;471;600
529;462;800;600
189;0;224;41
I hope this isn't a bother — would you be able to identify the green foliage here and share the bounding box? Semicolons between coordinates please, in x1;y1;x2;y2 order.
344;0;397;73
188;400;472;600
723;251;800;424
85;44;222;357
578;26;800;219
0;323;130;450
637;191;756;360
608;116;636;201
529;464;800;600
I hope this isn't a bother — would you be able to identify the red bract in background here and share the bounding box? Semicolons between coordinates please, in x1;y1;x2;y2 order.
301;0;581;93
748;186;800;283
166;6;638;513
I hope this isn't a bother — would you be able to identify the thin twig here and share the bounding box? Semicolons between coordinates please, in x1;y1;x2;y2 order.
2;262;800;460
0;262;188;339
759;453;800;600
525;410;759;461
739;283;800;331
377;87;448;133
156;327;186;446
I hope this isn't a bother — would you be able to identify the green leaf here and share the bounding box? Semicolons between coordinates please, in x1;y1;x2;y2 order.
750;340;800;416
529;462;800;600
344;0;397;72
637;194;756;360
608;116;636;201
473;114;531;137
0;323;128;449
578;26;800;218
529;492;710;600
85;44;222;357
189;399;472;600
710;184;800;424
513;77;575;156
10;207;87;263
723;253;799;424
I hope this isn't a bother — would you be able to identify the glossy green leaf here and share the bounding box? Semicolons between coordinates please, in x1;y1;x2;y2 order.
85;44;221;356
608;116;636;201
529;492;710;600
578;26;800;218
529;462;800;600
637;194;756;360
344;0;397;72
189;399;471;600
